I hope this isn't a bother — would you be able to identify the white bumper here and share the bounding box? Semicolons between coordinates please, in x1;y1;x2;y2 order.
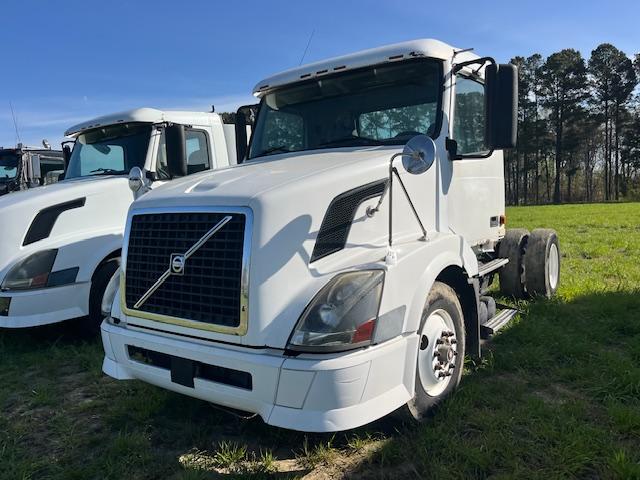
0;282;90;328
101;321;416;432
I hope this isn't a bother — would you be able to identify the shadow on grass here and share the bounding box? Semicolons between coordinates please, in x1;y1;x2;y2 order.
0;315;101;351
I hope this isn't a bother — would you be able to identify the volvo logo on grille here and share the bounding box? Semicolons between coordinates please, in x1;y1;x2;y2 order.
132;215;233;310
170;254;185;275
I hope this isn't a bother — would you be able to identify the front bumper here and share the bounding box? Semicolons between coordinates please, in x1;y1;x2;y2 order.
101;321;416;432
0;282;90;328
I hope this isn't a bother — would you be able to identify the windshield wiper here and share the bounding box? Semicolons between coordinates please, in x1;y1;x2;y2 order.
318;135;384;147
255;145;291;157
90;168;125;175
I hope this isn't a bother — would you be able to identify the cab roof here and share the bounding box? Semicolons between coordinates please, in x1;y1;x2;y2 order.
253;38;479;96
64;108;219;137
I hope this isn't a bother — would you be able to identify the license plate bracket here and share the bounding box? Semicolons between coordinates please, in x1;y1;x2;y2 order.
171;357;195;388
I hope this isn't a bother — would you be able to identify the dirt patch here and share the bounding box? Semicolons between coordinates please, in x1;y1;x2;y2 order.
532;383;584;406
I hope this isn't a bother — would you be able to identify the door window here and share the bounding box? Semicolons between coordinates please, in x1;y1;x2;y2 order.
155;128;212;178
453;76;487;155
186;130;211;174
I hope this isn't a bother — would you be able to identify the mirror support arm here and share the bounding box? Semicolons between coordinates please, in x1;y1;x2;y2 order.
391;166;428;243
381;151;429;252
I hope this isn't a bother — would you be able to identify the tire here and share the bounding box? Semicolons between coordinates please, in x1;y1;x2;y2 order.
403;282;466;420
524;229;560;298
80;259;120;334
498;228;530;299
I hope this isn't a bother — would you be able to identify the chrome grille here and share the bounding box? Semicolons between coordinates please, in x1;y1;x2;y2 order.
124;211;246;329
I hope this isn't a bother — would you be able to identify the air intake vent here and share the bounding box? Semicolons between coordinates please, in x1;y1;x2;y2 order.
311;180;387;262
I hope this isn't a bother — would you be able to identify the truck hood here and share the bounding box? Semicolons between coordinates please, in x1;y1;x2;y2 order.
133;146;400;209
0;175;135;281
125;146;426;348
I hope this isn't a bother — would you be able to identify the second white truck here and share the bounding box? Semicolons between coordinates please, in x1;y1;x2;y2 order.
0;108;244;330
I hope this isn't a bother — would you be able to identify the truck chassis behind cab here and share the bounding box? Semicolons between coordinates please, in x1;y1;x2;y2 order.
102;39;560;432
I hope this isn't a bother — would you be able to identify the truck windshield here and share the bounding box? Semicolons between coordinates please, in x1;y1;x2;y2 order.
248;59;442;159
65;123;151;179
0;152;19;181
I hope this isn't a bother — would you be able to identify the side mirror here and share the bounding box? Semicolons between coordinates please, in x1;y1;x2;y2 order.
29;154;42;182
59;142;73;180
165;123;187;177
485;63;518;150
62;144;72;167
235;104;258;164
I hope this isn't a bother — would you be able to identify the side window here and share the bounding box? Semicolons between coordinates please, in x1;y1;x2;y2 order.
186;130;211;174
453;76;487;155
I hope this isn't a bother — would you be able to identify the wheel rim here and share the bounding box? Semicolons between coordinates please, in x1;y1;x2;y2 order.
548;243;559;291
417;308;458;397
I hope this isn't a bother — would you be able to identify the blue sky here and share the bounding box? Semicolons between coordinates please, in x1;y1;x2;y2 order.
1;0;638;147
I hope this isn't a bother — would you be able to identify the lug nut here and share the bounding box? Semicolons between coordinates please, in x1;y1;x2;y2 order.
450;339;458;345
434;364;443;370
436;339;444;345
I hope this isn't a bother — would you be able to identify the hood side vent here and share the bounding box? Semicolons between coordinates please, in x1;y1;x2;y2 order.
310;179;387;263
23;198;86;246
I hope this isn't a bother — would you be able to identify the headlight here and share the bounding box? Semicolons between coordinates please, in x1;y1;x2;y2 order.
1;250;58;290
287;270;385;352
101;268;121;317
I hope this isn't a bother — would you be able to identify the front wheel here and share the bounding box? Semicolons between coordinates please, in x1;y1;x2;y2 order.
78;259;120;335
404;281;466;420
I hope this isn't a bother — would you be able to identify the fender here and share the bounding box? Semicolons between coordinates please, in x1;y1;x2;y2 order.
396;233;477;336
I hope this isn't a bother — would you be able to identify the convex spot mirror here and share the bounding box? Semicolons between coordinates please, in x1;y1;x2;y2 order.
402;135;436;175
128;166;148;193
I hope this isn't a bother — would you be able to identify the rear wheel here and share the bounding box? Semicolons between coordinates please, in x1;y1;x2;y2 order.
498;228;529;299
524;229;560;298
403;282;466;420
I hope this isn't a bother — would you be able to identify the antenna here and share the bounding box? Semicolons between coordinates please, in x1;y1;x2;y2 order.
452;47;474;58
299;29;315;65
9;101;21;145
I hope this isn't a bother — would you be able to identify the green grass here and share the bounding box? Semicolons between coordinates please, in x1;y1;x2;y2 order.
1;202;639;479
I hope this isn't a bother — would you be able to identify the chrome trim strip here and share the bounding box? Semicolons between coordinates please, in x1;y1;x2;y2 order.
120;206;252;336
133;215;232;309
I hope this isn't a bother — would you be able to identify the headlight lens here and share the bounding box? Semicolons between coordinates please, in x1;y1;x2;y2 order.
288;270;384;352
1;250;58;290
101;268;121;317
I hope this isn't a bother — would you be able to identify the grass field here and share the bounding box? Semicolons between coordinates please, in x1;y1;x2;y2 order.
1;202;639;479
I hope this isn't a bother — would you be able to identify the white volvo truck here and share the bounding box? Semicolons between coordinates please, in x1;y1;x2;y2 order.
0;108;244;330
102;39;560;432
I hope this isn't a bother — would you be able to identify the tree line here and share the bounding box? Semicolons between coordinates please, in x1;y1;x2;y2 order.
507;44;640;205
